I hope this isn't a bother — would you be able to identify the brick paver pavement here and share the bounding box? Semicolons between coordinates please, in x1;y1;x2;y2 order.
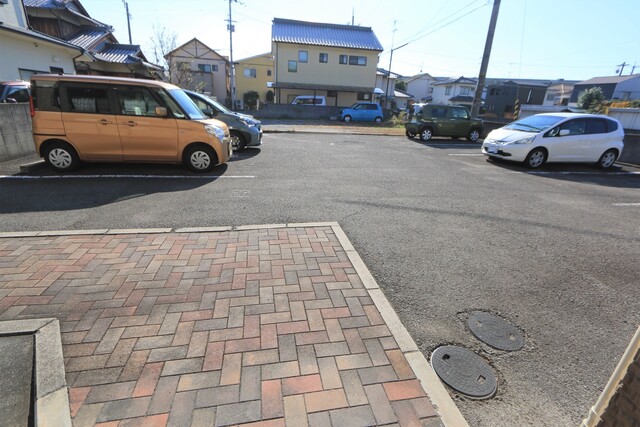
0;226;443;426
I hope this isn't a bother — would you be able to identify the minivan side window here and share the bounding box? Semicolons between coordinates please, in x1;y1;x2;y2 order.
116;86;163;117
65;85;111;114
605;119;618;133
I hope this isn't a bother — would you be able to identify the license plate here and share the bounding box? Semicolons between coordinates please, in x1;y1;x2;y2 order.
487;146;497;154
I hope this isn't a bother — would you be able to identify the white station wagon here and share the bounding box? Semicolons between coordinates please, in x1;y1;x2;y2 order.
482;113;624;169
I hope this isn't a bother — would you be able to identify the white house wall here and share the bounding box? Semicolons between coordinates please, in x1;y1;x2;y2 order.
0;0;28;28
0;32;76;81
613;76;640;100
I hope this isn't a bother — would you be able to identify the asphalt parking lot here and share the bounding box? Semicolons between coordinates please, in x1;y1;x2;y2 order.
1;133;639;426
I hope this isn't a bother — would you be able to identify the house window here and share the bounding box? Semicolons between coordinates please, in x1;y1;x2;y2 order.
349;56;367;66
319;53;328;63
50;67;64;74
267;70;272;76
327;91;337;97
288;60;297;72
546;93;556;101
445;86;452;95
357;92;371;100
298;51;308;63
460;87;471;95
198;64;211;73
339;55;348;65
244;68;257;78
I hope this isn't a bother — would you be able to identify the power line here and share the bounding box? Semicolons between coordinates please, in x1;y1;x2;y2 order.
396;0;488;47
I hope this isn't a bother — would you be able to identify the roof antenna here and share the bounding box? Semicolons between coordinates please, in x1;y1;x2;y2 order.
352;8;354;25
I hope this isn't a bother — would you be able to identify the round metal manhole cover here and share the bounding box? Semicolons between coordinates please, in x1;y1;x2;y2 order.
431;345;497;399
467;311;524;351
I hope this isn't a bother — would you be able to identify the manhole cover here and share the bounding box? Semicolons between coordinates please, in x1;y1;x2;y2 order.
431;345;497;399
468;311;524;351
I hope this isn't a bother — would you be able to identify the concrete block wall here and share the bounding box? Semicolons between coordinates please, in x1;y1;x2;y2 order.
0;104;35;162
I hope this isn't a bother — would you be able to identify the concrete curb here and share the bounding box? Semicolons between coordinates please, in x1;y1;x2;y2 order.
0;318;71;427
0;223;468;426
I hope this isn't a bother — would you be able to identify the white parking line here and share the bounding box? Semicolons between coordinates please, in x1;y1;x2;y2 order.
0;175;256;180
447;153;484;156
612;202;640;206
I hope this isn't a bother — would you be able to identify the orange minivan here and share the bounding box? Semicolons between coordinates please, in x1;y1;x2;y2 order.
30;75;232;172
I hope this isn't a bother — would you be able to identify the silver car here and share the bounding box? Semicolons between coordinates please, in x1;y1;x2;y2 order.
482;113;624;169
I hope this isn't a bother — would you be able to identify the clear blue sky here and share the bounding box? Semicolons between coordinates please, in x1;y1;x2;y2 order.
84;0;640;81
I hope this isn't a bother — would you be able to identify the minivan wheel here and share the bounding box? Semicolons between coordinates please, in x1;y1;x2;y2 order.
406;130;416;139
230;131;246;151
44;142;80;172
185;145;217;172
524;148;547;169
597;149;617;169
375;117;382;123
467;129;481;142
343;115;352;123
420;127;433;141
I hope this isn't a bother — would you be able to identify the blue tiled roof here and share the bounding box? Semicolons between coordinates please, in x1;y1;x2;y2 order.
95;44;141;64
66;27;111;49
272;18;383;51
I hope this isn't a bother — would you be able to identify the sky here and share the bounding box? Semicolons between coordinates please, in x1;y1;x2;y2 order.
83;0;640;82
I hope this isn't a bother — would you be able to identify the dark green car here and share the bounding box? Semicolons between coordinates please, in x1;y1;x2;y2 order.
405;104;483;142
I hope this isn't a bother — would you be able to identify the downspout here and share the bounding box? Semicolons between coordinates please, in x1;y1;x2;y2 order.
582;326;640;427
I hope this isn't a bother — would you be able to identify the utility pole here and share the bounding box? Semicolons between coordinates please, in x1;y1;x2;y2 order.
122;1;132;44
226;0;237;110
471;0;501;118
616;62;628;76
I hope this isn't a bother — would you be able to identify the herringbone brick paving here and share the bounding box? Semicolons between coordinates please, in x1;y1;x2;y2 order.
0;227;441;426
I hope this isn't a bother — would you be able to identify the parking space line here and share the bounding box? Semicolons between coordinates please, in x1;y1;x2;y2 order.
447;153;484;156
613;203;640;206
0;175;256;180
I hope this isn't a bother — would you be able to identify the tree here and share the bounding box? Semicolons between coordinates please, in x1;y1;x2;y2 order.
395;80;407;91
266;90;274;104
578;87;606;114
149;25;177;80
243;91;259;109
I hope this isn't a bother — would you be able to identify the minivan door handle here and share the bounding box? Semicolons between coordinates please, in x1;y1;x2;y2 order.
124;121;137;127
99;119;113;125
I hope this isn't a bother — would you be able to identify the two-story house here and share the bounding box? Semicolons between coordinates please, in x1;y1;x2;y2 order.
400;72;438;103
271;18;383;107
22;0;160;78
431;76;478;109
165;38;230;103
569;74;640;106
0;0;89;80
235;52;274;109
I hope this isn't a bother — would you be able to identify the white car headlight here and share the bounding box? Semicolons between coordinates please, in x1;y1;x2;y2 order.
506;136;535;145
205;125;225;141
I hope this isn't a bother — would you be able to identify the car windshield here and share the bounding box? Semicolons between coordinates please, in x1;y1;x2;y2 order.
168;88;206;120
503;115;566;132
201;94;231;114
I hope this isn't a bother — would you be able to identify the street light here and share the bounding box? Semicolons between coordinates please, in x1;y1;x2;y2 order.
384;42;408;108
